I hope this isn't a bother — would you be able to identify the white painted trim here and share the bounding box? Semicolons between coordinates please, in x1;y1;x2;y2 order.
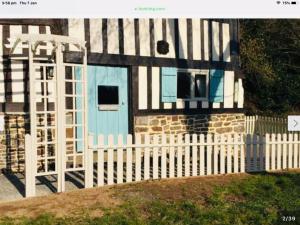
189;101;197;109
212;21;220;61
202;101;209;108
154;18;163;57
28;40;37;196
222;23;231;62
28;26;40;55
164;103;172;109
45;26;52;56
224;71;234;108
90;19;103;53
25;134;35;197
68;19;85;51
203;20;209;61
237;78;244;108
10;25;23;54
178;19;188;59
176;99;185;109
139;19;151;56
192;19;201;60
11;63;24;102
0;26;4;102
107;19;119;54
151;67;160;109
138;66;147;109
212;103;220;108
166;19;176;58
0;25;2;56
123;18;135;55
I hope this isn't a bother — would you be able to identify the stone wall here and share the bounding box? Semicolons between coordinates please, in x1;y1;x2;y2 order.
0;114;29;172
134;113;245;135
0;112;245;172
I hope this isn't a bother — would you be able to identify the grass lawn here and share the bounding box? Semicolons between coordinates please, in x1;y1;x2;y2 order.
0;171;300;225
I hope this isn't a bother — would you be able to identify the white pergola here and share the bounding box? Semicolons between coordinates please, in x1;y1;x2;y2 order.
8;34;89;197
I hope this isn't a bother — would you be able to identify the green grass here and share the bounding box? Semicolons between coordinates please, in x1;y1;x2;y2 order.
1;172;300;225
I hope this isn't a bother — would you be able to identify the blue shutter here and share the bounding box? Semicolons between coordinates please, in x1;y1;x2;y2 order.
209;69;224;102
161;67;177;102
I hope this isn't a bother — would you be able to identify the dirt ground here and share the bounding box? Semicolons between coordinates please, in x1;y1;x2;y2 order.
0;173;250;218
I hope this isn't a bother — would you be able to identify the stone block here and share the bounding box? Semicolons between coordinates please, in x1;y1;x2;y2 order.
216;127;233;134
161;120;167;126
150;119;159;126
152;126;162;132
135;127;149;133
172;116;178;122
212;122;223;127
234;126;245;133
135;116;149;125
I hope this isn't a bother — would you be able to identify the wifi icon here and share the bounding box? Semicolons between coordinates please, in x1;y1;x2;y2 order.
276;1;281;4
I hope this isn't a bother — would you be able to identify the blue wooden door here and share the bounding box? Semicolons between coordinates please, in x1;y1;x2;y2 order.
88;66;129;143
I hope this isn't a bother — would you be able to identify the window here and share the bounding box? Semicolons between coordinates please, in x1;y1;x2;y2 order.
195;74;207;98
176;69;209;100
98;85;119;110
177;72;191;99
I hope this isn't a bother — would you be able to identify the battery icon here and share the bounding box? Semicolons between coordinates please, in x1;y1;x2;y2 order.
291;1;297;4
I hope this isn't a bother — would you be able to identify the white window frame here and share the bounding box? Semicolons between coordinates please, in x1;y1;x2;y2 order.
177;68;209;101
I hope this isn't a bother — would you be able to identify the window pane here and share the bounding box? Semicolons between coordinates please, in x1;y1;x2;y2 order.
177;72;191;99
98;85;119;105
65;66;72;80
195;74;207;98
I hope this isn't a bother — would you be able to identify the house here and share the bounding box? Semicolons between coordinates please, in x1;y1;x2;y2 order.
0;19;244;173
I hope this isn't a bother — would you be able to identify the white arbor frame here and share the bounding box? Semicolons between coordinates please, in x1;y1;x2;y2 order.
9;34;89;197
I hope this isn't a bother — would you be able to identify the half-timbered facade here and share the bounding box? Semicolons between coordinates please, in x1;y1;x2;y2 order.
0;19;244;172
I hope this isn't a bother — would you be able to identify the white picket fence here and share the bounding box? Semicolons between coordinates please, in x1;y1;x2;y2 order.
245;116;288;134
86;133;300;187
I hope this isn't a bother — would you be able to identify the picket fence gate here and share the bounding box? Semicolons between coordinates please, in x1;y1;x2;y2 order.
85;133;300;187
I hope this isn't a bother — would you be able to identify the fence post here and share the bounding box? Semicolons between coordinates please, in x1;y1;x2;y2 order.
282;133;287;169
206;134;212;175
259;135;264;171
246;134;251;172
293;133;298;168
240;134;245;173
184;134;190;177
288;133;293;168
144;134;150;180
107;135;114;185
153;135;159;179
192;134;198;176
161;134;167;179
98;135;104;186
271;134;276;170
227;134;232;174
85;135;94;188
177;134;183;178
253;135;258;171
126;135;133;183
277;134;282;170
135;134;141;182
220;134;225;174
169;134;175;178
25;134;36;197
233;133;239;173
213;134;219;175
265;134;270;171
117;135;123;184
199;134;205;176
